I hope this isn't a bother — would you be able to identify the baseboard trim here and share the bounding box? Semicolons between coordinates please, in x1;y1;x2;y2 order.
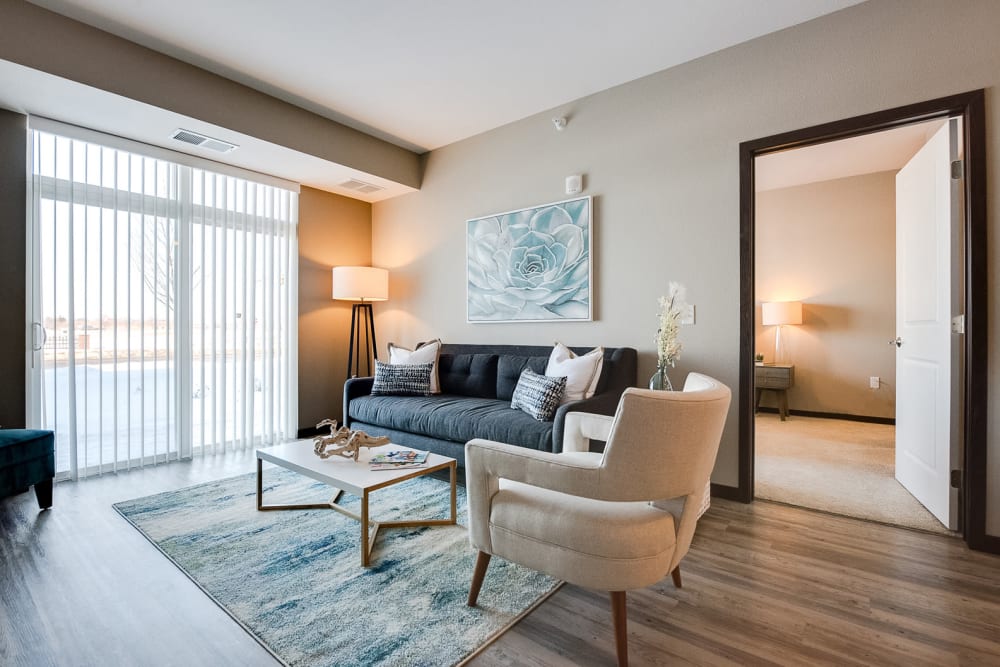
710;483;744;502
972;533;1000;555
756;407;894;426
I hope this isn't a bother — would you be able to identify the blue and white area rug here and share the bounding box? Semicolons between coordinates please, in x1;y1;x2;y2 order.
114;469;560;667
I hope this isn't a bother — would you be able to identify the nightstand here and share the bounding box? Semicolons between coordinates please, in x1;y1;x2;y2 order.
754;364;794;421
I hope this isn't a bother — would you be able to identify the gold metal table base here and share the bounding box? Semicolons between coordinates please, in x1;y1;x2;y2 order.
256;458;458;567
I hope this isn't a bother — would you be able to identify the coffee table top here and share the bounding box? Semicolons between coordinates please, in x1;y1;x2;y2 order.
256;439;455;496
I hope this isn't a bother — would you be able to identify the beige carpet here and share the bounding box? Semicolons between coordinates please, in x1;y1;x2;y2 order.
755;413;953;535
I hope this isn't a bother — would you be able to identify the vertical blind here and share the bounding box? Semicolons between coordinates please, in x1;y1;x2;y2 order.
28;125;298;480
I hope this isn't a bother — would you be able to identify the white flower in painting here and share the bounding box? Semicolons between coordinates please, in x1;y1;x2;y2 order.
468;204;589;320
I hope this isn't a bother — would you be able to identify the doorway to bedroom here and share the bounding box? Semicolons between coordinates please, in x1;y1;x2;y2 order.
737;90;989;549
752;118;952;534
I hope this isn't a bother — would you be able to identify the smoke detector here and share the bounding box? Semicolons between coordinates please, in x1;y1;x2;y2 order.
170;129;238;153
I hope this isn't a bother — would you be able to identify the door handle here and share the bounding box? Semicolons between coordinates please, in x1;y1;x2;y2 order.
888;337;903;348
31;322;47;351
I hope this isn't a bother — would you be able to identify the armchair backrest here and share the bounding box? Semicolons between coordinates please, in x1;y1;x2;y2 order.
595;373;730;572
597;373;731;503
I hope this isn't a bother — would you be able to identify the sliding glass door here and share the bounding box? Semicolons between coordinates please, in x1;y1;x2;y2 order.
27;125;298;480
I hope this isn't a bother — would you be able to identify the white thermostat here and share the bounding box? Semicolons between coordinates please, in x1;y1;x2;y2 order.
565;174;583;195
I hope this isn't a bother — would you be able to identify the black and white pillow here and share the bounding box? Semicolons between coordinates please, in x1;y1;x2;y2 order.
388;339;442;394
371;361;434;396
511;369;567;421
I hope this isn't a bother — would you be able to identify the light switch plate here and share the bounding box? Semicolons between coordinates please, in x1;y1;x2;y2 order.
680;304;695;325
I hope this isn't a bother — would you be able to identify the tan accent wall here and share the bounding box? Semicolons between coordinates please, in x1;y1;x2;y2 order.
0;0;421;188
370;0;1000;534
297;187;372;430
755;172;897;419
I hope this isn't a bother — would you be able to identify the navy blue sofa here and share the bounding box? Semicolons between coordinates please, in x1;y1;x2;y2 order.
344;343;637;467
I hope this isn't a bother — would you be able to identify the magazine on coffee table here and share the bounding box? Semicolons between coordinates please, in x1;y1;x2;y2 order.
369;450;430;470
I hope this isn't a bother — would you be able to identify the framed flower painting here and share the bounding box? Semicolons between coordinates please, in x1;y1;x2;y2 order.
467;196;592;323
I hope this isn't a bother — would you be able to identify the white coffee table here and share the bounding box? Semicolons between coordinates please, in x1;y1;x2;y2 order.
256;440;457;567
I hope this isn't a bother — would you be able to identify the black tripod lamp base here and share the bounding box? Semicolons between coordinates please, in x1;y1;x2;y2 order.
347;303;378;379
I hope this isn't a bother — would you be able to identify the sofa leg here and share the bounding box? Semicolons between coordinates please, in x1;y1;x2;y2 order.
671;565;682;588
610;591;628;667
34;479;53;509
467;551;491;606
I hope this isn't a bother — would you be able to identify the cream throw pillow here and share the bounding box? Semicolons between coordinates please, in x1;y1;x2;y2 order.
545;342;604;404
388;339;442;394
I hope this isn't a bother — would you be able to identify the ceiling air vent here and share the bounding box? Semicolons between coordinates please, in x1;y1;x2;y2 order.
339;178;384;194
170;129;238;153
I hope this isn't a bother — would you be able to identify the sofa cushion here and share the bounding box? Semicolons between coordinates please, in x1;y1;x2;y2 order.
438;353;498;398
489;479;676;591
493;479;676;561
497;356;548;401
349;395;554;451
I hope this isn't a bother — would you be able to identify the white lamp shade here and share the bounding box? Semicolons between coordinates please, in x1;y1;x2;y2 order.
762;301;802;326
332;266;388;301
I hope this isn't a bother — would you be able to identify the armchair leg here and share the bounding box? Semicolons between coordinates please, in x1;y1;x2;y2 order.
467;551;492;606
671;565;682;588
34;479;53;510
610;591;628;667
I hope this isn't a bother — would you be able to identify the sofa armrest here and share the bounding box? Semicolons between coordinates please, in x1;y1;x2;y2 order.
552;391;621;453
342;376;374;428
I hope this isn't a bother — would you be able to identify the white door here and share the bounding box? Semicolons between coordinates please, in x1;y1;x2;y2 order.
894;121;957;529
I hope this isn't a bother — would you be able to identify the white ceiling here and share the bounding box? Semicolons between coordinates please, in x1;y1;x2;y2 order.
755;118;947;192
27;0;865;153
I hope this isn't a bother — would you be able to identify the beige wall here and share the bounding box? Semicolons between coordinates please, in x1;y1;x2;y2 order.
755;172;896;419
297;187;372;430
372;0;1000;535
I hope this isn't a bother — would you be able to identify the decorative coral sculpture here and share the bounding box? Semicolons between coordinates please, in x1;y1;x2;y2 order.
312;419;391;461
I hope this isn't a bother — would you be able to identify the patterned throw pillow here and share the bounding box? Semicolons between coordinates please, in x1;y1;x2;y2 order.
388;339;442;394
510;369;567;421
370;361;434;396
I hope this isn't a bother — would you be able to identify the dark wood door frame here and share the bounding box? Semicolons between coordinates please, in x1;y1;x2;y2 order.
738;89;993;553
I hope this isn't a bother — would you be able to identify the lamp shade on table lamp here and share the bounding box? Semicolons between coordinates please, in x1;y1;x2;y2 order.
332;266;388;378
761;301;802;363
761;301;802;326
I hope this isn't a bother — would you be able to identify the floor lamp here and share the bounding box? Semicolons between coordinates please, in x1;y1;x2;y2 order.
761;301;802;364
333;266;388;378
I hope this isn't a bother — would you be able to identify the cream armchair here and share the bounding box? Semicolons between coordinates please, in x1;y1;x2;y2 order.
465;373;731;667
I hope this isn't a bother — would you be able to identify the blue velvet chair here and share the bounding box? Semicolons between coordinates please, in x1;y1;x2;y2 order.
0;429;55;509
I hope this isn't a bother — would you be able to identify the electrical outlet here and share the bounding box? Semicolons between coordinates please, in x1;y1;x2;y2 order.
869;376;880;389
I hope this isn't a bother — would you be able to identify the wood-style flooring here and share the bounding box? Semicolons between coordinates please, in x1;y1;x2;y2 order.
2;454;998;666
